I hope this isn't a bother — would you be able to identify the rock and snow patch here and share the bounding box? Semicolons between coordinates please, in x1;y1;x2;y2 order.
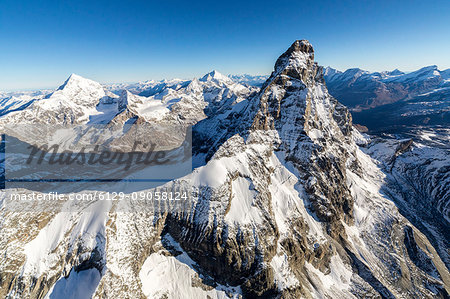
22;200;110;277
270;251;300;289
225;177;262;225
120;90;170;121
269;151;327;243
304;255;353;297
139;234;241;299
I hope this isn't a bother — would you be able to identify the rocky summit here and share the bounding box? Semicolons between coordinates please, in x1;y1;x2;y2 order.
0;40;449;298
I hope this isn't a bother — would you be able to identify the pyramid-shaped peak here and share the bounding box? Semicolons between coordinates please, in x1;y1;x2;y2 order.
287;40;314;54
42;73;107;108
273;40;316;76
67;73;84;81
389;69;404;76
200;70;232;83
278;40;314;61
253;39;352;136
57;73;102;91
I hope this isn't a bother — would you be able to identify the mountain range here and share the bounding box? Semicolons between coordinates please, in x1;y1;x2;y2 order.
323;66;450;133
104;63;450;134
0;40;448;298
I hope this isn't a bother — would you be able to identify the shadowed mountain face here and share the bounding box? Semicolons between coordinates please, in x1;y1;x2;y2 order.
0;41;448;298
324;65;449;111
323;66;450;133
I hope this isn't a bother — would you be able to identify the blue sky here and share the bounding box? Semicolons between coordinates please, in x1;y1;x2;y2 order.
1;0;449;91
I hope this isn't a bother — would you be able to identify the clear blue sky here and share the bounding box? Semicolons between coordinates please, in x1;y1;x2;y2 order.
1;0;449;91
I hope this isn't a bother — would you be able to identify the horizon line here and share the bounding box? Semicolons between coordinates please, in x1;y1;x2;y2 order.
1;64;449;93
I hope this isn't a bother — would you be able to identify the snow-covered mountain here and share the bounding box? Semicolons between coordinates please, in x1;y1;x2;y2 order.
0;41;449;298
323;66;450;132
1;71;256;123
0;71;259;151
0;90;51;117
324;65;450;110
229;74;269;87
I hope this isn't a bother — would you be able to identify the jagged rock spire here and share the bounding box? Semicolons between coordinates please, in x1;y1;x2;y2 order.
274;40;314;76
253;39;346;135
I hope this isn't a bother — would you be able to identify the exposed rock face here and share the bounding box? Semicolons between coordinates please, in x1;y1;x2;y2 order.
252;40;354;230
0;41;449;299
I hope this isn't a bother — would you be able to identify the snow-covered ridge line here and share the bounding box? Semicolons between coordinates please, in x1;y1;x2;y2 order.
2;64;448;99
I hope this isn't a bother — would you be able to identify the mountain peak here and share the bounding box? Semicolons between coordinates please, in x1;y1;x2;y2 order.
252;40;351;136
200;70;232;83
45;74;106;109
412;65;439;75
57;73;101;92
273;40;316;78
67;73;84;81
389;69;404;76
383;65;441;83
422;65;438;70
286;39;314;55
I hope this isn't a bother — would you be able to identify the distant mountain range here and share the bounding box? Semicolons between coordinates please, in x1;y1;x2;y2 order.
323;66;449;132
2;63;449;134
324;66;449;109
